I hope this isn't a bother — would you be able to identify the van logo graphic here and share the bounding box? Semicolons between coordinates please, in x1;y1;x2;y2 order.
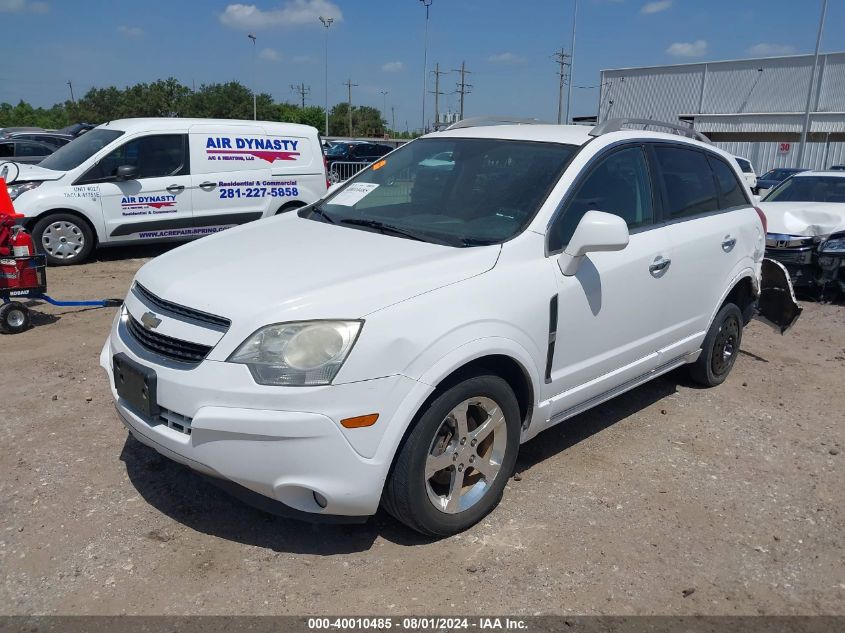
140;311;162;330
205;137;301;163
120;195;177;211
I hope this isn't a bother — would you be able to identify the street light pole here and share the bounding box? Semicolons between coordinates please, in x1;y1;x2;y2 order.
247;34;257;120
420;0;432;134
797;0;828;169
564;0;578;125
319;16;334;137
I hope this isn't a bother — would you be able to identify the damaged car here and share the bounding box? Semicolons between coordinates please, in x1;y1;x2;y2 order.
760;171;845;296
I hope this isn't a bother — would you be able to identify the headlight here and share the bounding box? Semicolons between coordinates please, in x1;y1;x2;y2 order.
227;320;362;386
819;237;845;254
7;181;41;200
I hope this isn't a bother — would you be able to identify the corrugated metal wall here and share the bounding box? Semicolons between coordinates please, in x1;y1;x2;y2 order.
713;140;845;173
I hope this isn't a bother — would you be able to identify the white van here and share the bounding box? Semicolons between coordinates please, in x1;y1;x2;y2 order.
3;118;327;265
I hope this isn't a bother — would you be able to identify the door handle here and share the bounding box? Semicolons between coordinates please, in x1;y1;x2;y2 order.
722;236;737;252
199;181;217;190
649;256;671;276
166;184;185;193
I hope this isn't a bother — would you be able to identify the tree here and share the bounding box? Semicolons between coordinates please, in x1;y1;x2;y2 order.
328;103;386;137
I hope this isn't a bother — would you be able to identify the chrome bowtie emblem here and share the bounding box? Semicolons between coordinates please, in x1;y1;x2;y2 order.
141;311;162;330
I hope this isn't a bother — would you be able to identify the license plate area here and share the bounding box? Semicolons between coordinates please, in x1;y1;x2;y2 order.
113;353;159;420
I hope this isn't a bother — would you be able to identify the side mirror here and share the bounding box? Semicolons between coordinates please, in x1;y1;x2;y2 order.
115;164;138;181
557;210;629;276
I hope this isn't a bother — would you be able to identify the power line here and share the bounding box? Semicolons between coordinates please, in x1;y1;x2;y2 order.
452;61;472;121
291;82;310;108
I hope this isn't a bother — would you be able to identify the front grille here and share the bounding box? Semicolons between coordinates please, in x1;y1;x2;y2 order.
134;283;231;330
158;407;193;435
767;249;813;265
126;313;212;363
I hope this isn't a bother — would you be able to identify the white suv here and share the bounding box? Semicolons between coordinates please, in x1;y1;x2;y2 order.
101;118;799;536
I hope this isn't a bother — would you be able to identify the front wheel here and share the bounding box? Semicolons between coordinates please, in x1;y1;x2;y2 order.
689;302;744;387
383;375;521;536
32;213;94;266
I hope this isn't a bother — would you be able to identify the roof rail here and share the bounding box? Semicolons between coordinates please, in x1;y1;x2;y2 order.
589;118;711;144
444;116;546;131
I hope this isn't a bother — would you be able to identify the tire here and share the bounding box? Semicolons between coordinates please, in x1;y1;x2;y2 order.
0;302;31;334
32;213;95;266
689;302;744;387
275;201;306;215
383;374;521;536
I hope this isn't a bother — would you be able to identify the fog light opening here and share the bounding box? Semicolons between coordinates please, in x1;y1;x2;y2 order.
313;491;328;509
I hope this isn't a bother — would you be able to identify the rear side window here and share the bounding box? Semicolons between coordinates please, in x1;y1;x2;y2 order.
708;156;748;209
735;158;753;173
654;146;719;219
0;143;13;158
16;141;50;157
549;145;654;252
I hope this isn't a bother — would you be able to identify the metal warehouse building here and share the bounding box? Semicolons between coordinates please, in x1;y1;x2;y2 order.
597;52;845;173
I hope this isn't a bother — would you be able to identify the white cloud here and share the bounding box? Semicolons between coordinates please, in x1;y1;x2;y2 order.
219;0;342;30
488;52;526;65
292;55;316;64
118;25;144;37
641;0;671;14
748;42;796;57
0;0;49;13
666;39;707;58
381;61;405;73
258;47;281;61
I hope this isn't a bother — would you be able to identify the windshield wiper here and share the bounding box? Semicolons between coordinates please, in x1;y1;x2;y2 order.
339;218;435;243
305;205;335;224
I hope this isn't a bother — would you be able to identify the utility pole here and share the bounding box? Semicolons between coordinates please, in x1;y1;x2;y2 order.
553;48;570;124
391;106;396;138
797;0;828;168
319;16;334;136
420;0;433;133
379;90;389;134
247;33;257;120
564;0;578;124
344;78;358;137
66;80;75;103
429;63;447;129
291;82;310;108
453;61;472;121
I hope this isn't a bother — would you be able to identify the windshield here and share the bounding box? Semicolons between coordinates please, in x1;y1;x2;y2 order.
326;142;350;157
39;129;124;171
764;176;845;203
311;137;577;246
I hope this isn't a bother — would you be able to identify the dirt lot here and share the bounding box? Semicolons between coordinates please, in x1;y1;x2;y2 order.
1;245;843;616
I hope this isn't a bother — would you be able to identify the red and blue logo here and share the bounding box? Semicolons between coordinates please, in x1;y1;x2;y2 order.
205;137;301;163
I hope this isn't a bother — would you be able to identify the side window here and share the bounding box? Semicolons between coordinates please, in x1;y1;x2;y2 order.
549;145;654;253
16;142;50;157
84;134;187;182
0;143;12;158
708;155;748;209
653;146;719;219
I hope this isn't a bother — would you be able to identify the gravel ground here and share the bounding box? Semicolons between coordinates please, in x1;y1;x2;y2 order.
1;245;843;616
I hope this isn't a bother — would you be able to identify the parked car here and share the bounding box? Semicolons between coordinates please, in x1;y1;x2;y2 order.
0;138;57;164
3;118;328;265
760;170;845;289
754;167;807;195
829;164;845;171
734;156;758;191
7;131;73;149
101;118;798;536
326;141;392;166
0;126;44;137
56;122;97;137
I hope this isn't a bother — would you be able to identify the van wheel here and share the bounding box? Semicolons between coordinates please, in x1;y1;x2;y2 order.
0;302;31;334
275;201;306;215
32;213;94;266
689;303;744;387
383;375;520;536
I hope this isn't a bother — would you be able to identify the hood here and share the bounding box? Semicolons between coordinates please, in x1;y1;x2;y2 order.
135;213;501;328
6;162;65;183
758;201;845;237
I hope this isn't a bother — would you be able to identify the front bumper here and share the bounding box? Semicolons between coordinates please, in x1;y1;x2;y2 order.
100;312;425;518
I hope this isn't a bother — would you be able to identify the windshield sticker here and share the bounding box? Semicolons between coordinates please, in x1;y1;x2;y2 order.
205;137;301;164
64;185;100;200
372;159;387;171
330;183;380;206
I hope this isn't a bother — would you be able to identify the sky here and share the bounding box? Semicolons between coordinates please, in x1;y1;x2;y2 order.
1;0;842;132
